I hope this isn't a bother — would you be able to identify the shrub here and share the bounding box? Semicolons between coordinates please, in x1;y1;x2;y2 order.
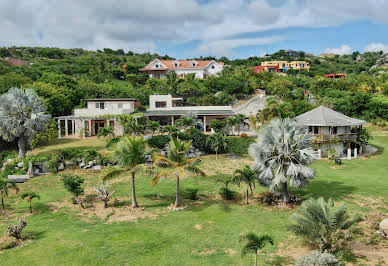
60;148;84;161
183;188;199;200
147;135;170;149
186;128;210;153
218;187;236;200
257;192;303;206
83;148;99;162
31;120;58;148
7;219;27;240
105;137;120;149
62;174;85;207
227;136;255;155
0;151;16;168
296;250;339;266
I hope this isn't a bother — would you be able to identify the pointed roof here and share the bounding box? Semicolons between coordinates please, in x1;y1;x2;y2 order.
294;106;366;126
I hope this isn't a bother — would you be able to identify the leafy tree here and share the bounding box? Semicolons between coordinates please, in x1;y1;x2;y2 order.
0;88;50;158
62;174;85;208
256;98;291;125
239;233;274;266
233;165;256;204
210;119;228;134
206;133;228;160
0;178;18;215
153;138;205;207
249;118;318;202
0;72;31;94
111;136;150;208
0;47;11;58
288;197;361;252
21;191;40;213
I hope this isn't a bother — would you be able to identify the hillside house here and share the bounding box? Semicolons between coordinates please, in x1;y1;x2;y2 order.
139;59;224;79
255;60;310;72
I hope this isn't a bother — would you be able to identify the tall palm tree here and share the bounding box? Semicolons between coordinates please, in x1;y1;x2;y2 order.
111;136;150;208
21;191;40;213
153;138;205;208
0;177;18;214
233;165;256;205
206;133;228;160
0;88;50;158
288;197;361;252
249;118;318;203
233;114;250;135
240;233;274;266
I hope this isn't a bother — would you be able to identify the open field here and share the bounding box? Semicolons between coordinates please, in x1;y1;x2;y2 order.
0;132;387;265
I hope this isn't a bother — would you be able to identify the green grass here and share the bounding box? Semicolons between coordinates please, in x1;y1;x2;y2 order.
0;134;387;265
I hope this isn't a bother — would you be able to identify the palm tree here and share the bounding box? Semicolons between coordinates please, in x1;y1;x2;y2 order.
233;165;256;205
162;125;178;136
288;197;361;252
0;88;50;158
153;138;205;208
249;118;318;203
256;98;291;125
226;117;239;135
240;233;274;266
111;136;149;208
97;126;114;139
175;116;195;131
233;114;250;135
21;191;40;213
147;120;160;136
206;133;228;160
0;177;18;215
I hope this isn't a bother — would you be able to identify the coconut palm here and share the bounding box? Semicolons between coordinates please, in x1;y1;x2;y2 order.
153;138;205;208
111;136;150;208
233;114;250;135
288;197;361;252
21;191;40;213
0;177;18;215
248;118;318;203
240;233;274;266
0;88;50;158
206;133;228;160
97;126;114;139
233;165;256;205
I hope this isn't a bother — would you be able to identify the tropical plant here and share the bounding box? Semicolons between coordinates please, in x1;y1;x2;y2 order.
21;191;40;213
182;188;199;200
7;219;27;240
62;174;85;208
94;181;114;208
175;116;195;130
97;126;114;139
206;133;228;160
217;179;235;200
0;88;51;158
0;177;18;215
256;98;291;125
111;136;150;208
239;233;274;266
249;118;318;202
210;119;227;134
233;114;250;135
288;197;361;252
233;165;256;204
226;116;239;135
147;120;160;135
153;138;205;207
162;125;178;136
296;250;339;266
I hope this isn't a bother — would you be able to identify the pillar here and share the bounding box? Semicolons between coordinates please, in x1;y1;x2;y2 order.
82;120;86;139
317;149;322;159
203;116;206;132
65;119;68;136
107;119;110;127
347;148;351;160
354;148;357;158
57;119;62;139
89;120;92;136
171;116;174;126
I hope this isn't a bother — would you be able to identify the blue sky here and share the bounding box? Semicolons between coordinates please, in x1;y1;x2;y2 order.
1;0;388;59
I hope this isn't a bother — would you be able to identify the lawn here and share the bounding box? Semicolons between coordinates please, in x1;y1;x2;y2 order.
0;133;387;265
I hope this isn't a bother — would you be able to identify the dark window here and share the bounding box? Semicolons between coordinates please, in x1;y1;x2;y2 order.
332;126;337;134
211;65;215;69
155;101;167;108
308;126;313;133
314;126;319;134
100;102;105;109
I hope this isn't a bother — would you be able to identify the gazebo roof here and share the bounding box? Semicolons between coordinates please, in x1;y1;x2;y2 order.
294;106;366;126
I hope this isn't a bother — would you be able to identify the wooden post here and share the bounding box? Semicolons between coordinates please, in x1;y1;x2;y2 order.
57;119;61;139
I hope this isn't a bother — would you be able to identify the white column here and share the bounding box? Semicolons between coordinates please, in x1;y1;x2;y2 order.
89;120;92;136
82;120;86;139
72;120;75;135
65;119;68;136
354;148;357;158
317;149;322;159
107;119;110;127
347;148;351;160
57;119;62;139
203;116;206;132
171;116;174;126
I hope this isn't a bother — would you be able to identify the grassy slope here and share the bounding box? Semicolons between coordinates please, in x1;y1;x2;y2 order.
0;134;387;265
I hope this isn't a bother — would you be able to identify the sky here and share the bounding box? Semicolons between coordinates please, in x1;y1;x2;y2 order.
1;0;388;59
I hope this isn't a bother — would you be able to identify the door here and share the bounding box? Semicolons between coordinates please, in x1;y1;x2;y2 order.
91;120;105;136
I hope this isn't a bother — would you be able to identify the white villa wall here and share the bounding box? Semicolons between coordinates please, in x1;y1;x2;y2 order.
174;69;204;78
204;62;223;76
75;101;134;116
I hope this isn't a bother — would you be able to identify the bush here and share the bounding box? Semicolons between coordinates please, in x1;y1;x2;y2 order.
240;133;248;138
147;135;170;149
257;192;303;206
183;188;199;200
60;148;84;161
186;128;210;153
0;150;16;168
219;187;236;200
31;120;58;148
227;137;255;155
62;174;85;206
296;250;339;266
105;137;120;149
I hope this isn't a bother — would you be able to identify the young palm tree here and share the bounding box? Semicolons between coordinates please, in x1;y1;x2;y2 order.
111;136;149;208
240;233;274;266
233;165;256;205
0;177;18;215
147;120;160;136
21;191;40;213
206;133;228;160
153;138;205;208
233;114;250;135
175;116;195;131
288;197;361;252
0;88;50;158
249;118;318;203
97;126;114;139
162;125;178;136
256;98;292;126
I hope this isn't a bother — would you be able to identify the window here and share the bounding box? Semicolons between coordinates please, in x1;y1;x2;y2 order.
95;102;105;109
118;103;123;109
308;126;313;133
191;61;197;67
155;101;167;108
174;62;179;67
314;126;319;134
211;65;215;69
331;126;337;134
155;64;159;68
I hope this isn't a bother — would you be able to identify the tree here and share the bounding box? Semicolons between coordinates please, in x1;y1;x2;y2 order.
256;98;291;125
21;191;40;213
288;197;361;252
153;138;205;207
206;133;228;160
248;118;318;202
0;72;31;94
0;177;18;214
147;120;160;135
175;116;195;130
233;165;256;204
0;47;11;58
111;136;149;208
232;114;250;135
162;125;178;136
94;181;114;208
240;233;274;266
97;126;114;139
210;119;228;134
0;88;51;158
62;174;85;208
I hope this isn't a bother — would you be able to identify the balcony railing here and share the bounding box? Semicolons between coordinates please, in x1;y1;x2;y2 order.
311;133;358;143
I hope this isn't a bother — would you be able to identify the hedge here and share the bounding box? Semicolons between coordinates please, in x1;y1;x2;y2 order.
226;136;255;155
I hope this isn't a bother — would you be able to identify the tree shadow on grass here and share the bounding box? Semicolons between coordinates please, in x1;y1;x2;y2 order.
295;180;357;201
23;230;46;241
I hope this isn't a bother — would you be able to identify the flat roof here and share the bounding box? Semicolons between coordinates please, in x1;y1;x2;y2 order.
145;109;234;116
85;98;136;102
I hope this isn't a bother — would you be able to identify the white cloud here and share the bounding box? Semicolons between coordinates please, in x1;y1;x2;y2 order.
324;45;353;55
364;43;388;53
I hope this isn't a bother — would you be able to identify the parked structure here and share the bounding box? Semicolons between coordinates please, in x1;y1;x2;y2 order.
139;59;224;79
295;106;366;159
145;94;234;132
255;60;310;73
324;74;347;79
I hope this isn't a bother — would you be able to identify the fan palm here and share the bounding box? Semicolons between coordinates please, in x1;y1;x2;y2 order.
21;191;40;213
233;165;256;205
111;136;150;208
240;233;274;266
0;177;18;215
249;118;318;202
288;197;361;252
233;114;250;135
0;88;51;158
206;133;228;160
153;138;205;208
